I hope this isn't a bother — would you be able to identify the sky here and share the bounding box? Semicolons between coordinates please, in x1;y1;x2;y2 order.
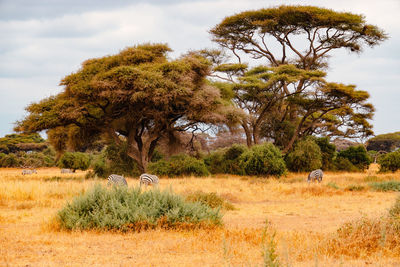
0;0;399;138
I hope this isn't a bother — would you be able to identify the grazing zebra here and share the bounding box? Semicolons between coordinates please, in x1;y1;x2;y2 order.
61;168;74;174
107;174;128;186
307;169;323;183
139;173;159;187
22;169;37;175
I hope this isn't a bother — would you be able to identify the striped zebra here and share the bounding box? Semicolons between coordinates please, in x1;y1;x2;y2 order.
22;169;37;175
107;174;128;186
61;168;74;174
139;173;159;187
307;169;323;183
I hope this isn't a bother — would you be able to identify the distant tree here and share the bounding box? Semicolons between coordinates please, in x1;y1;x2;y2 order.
0;133;46;154
16;44;238;172
367;132;400;152
315;137;336;170
209;5;386;151
337;145;371;170
59;152;90;172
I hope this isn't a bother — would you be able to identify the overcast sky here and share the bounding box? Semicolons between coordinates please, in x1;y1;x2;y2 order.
0;0;399;138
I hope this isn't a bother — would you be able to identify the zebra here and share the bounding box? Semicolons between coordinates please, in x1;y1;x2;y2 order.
107;174;128;186
61;168;74;174
307;169;323;183
22;169;37;175
139;173;159;187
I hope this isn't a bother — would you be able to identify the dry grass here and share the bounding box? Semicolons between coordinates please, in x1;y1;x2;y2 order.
1;166;400;266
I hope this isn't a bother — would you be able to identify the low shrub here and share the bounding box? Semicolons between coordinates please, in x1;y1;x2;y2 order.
149;154;209;177
57;185;222;231
204;144;247;175
378;151;400;172
185;191;235;210
239;143;286;177
369;181;400;192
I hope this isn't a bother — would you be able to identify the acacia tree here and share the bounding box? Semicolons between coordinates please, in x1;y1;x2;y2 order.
16;44;236;172
209;5;386;151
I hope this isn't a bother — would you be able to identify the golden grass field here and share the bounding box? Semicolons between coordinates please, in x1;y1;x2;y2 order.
1;165;400;266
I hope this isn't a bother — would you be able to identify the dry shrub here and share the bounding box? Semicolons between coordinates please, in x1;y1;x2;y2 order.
325;217;400;258
298;185;343;197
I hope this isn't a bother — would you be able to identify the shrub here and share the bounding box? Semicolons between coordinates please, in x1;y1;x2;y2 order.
204;144;247;175
369;181;400;192
378;151;400;172
57;185;222;231
285;138;322;172
345;185;365;191
59;152;90;171
239;143;286;177
0;153;21;167
337;145;371;170
333;157;359;172
149;154;209;177
185;191;235;210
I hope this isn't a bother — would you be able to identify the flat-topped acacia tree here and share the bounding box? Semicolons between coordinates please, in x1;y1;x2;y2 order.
16;44;237;172
209;5;387;150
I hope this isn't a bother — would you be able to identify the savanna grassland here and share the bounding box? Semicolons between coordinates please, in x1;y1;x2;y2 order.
1;165;400;266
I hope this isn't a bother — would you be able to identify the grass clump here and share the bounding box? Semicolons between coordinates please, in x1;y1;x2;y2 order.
345;184;365;192
57;184;222;232
326;182;339;190
185;191;235;211
369;181;400;192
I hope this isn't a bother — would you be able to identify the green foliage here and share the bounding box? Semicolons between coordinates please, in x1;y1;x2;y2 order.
326;182;339;190
337;145;371;170
369;181;400;192
239;143;286;177
262;220;280;267
0;133;46;154
315;137;336;170
367;132;400;152
59;152;90;171
204;144;248;175
0;153;21;167
378;151;400;172
333;157;359;172
149;154;209;177
285;138;322;172
57;185;222;231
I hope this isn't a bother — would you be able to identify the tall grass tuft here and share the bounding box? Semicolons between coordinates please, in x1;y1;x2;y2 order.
185;191;235;211
57;184;222;232
369;181;400;192
262;220;280;267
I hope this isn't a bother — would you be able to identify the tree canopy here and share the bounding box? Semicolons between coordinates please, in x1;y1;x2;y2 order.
208;5;386;151
16;44;237;172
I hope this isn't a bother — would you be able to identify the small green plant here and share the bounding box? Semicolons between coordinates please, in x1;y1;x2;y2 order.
369;181;400;192
57;185;222;231
185;191;235;210
326;182;339;190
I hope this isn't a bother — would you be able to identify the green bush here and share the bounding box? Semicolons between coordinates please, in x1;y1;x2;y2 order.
285;138;322;172
204;144;247;175
337;145;371;170
59;152;90;171
149;154;209;177
378;151;400;172
0;153;21;167
345;184;365;191
57;185;222;231
369;181;400;192
185;191;235;210
334;157;359;172
239;143;286;177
